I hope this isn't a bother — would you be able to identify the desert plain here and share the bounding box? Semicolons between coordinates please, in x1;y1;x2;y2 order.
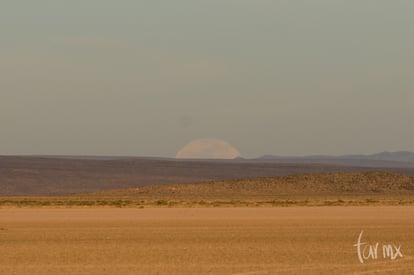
1;207;414;274
1;157;414;274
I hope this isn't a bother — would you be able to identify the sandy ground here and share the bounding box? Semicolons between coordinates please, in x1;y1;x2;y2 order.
1;207;414;274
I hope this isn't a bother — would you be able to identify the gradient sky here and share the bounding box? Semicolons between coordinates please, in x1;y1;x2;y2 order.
1;1;413;158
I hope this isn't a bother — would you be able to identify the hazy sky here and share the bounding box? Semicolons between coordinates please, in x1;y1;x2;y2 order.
1;1;413;158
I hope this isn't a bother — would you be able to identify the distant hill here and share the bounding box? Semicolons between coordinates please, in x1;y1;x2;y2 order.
88;171;414;200
1;154;414;196
364;151;414;162
0;156;377;196
256;151;414;168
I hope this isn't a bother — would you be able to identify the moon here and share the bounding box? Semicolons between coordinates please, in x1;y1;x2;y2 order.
176;138;241;159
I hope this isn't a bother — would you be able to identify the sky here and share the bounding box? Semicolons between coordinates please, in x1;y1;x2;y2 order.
1;1;413;158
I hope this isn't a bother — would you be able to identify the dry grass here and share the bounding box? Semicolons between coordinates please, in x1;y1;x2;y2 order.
3;156;382;196
2;195;414;208
94;171;414;197
1;207;414;274
3;171;413;208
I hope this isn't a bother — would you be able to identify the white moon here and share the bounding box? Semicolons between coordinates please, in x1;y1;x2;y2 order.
176;138;241;159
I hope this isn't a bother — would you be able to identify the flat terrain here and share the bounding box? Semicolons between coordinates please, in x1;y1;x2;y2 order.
3;156;414;195
1;207;413;274
3;171;414;207
2;158;414;274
